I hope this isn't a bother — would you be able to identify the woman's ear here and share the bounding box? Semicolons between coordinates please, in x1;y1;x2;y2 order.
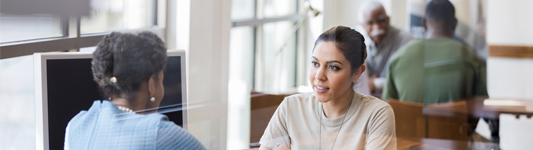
352;64;366;83
147;75;157;97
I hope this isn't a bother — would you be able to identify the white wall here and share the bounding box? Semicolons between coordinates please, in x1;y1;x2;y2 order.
486;0;533;100
499;114;533;150
487;58;533;99
390;0;408;30
486;1;533;148
168;0;232;149
486;0;533;46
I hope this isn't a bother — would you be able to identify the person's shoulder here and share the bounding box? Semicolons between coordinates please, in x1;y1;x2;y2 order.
360;94;393;111
441;38;468;48
157;120;187;133
402;39;425;47
65;100;105;145
145;112;169;121
284;93;314;102
281;93;317;108
427;38;466;49
359;95;395;124
285;93;314;99
390;39;423;60
157;121;206;150
67;100;102;125
438;39;482;60
391;26;414;40
393;26;411;36
399;39;425;51
361;95;396;124
454;40;480;58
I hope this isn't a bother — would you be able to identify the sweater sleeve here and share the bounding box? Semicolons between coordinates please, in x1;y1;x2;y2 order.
259;99;291;149
156;121;206;150
365;104;397;150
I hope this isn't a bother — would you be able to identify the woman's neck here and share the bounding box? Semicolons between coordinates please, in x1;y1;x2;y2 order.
322;89;354;118
111;93;150;113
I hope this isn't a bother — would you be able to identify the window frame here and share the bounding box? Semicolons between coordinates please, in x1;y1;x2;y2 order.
231;0;305;92
0;0;165;59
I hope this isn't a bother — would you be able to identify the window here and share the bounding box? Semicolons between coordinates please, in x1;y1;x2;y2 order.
0;14;62;43
0;0;164;59
260;21;298;92
81;0;156;34
229;26;255;90
228;0;304;148
263;0;298;18
231;0;255;20
230;0;303;93
0;54;35;150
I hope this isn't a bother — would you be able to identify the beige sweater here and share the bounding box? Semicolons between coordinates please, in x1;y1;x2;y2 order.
259;91;396;150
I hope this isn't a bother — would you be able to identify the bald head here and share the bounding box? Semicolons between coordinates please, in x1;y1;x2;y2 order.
358;1;390;44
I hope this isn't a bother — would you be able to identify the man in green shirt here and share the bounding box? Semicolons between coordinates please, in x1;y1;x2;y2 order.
382;0;487;104
382;0;494;143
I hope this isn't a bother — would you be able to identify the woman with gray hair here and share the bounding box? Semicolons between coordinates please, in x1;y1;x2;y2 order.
64;31;205;150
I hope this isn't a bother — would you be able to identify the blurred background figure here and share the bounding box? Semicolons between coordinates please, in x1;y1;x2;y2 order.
354;1;414;97
382;0;486;104
382;0;488;143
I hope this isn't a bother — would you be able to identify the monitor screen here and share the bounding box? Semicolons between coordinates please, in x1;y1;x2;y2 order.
34;50;187;150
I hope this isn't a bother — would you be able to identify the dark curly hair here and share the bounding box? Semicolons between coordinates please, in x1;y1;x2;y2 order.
313;26;368;74
91;31;167;97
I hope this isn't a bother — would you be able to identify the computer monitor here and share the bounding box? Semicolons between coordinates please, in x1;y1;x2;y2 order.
34;50;188;150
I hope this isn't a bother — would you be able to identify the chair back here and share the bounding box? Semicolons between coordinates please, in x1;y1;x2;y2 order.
388;98;426;139
426;101;469;141
250;93;289;143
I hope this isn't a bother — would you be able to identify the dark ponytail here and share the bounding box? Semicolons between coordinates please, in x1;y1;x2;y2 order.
313;26;367;74
91;31;167;97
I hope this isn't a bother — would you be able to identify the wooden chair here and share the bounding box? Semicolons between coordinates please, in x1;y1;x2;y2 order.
388;98;426;139
426;101;469;141
250;93;291;143
390;98;469;141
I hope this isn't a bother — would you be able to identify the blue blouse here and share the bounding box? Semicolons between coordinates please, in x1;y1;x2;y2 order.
65;100;205;150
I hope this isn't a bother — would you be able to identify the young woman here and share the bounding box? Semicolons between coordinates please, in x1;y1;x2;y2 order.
64;32;205;150
259;26;396;150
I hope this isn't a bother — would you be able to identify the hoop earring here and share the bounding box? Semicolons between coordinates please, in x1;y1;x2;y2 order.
150;97;155;102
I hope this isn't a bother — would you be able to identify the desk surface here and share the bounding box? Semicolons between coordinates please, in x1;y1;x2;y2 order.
484;99;533;112
249;138;498;150
398;137;469;150
398;137;500;150
478;98;533;118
